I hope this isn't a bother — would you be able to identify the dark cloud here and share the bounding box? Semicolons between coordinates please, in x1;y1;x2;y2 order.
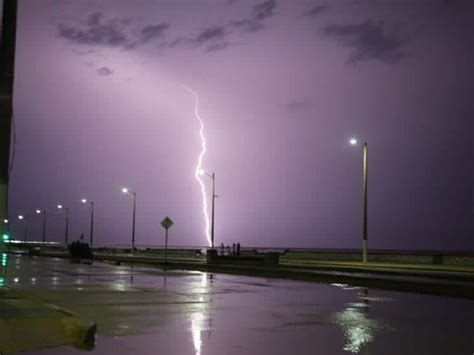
87;12;102;27
57;12;170;49
139;23;170;43
160;25;228;52
58;12;130;48
305;4;328;17
232;0;277;33
59;1;278;54
97;66;113;76
322;20;405;64
253;0;277;20
195;26;227;44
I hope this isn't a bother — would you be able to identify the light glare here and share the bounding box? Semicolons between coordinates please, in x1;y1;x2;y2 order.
18;215;24;220
121;188;128;194
36;209;41;214
57;204;63;209
81;198;87;203
349;138;358;145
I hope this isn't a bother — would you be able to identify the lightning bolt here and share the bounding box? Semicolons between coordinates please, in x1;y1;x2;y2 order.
182;85;212;247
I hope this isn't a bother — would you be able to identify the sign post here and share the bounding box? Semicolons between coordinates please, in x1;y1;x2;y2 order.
160;217;174;263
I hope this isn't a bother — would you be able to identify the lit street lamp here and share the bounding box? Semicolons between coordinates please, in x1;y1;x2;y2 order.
18;214;28;242
57;204;70;245
2;219;9;231
81;198;95;247
199;170;217;249
35;209;47;243
121;188;137;253
349;138;368;263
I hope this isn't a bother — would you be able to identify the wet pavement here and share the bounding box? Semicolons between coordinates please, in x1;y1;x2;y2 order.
1;253;473;354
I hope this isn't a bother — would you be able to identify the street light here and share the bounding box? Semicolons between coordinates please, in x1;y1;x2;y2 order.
121;187;137;253
35;209;47;243
2;219;9;231
349;138;368;263
57;204;70;245
81;198;95;247
18;214;28;242
199;170;217;249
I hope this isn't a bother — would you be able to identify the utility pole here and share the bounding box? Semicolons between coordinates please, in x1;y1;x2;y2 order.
349;138;369;264
81;199;95;246
42;212;47;243
65;208;69;245
121;188;137;254
211;173;216;249
362;142;368;264
89;202;95;247
0;0;18;229
132;192;136;253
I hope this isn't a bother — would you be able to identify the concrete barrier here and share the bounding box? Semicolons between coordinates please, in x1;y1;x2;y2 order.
280;250;474;266
207;249;280;266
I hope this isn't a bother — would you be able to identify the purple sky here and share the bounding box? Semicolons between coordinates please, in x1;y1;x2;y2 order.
4;0;474;250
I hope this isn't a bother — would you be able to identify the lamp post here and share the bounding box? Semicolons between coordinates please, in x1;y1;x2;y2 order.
18;214;28;242
121;188;137;253
199;170;217;249
57;204;69;245
81;199;95;247
35;209;47;243
350;138;368;263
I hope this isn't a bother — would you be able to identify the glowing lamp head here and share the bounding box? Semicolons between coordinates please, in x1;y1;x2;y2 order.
121;188;129;194
35;209;41;214
81;198;87;204
349;138;358;146
198;169;205;176
57;204;63;210
18;215;24;220
3;219;8;224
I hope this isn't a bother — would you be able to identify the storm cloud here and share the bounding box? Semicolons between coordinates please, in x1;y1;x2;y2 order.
57;12;170;49
139;23;170;44
322;20;405;64
232;0;277;32
58;12;130;48
305;4;328;17
195;26;227;44
57;1;279;54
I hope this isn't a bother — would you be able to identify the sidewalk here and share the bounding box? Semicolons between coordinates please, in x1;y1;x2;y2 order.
0;286;96;353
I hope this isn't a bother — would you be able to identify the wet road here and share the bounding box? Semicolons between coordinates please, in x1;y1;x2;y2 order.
1;254;473;354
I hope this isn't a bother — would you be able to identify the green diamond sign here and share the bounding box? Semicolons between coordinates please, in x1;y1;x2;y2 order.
161;217;174;230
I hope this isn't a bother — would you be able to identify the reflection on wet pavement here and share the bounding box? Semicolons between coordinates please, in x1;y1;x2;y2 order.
0;254;473;354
